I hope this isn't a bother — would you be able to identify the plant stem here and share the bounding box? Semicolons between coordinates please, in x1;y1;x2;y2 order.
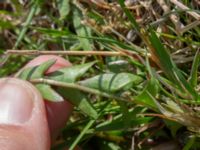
30;78;129;102
69;120;95;150
6;50;125;56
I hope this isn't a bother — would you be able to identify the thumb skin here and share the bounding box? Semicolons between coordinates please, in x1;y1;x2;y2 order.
0;78;50;150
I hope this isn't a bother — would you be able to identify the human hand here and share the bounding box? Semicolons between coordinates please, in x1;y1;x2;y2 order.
0;55;73;150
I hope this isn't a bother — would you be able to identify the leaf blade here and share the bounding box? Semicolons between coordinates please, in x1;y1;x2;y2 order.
18;59;56;80
57;0;70;20
57;88;98;119
36;84;64;102
48;61;96;83
80;73;143;93
73;6;93;50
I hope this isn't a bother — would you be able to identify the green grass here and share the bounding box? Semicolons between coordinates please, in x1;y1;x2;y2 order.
1;0;200;149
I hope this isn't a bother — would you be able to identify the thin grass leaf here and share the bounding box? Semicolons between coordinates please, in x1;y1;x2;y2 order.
68;101;110;150
134;79;159;110
148;28;177;82
146;91;172;116
35;27;72;37
91;25;145;52
77;35;140;51
73;6;93;50
69;119;95;150
134;54;162;110
148;28;198;100
118;0;140;32
57;88;98;119
172;67;199;100
96;117;152;131
63;34;145;53
14;1;39;48
95;107;152;131
189;50;200;87
79;73;143;93
155;72;197;101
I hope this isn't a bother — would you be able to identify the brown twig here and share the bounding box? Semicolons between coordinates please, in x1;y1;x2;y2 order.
6;50;125;56
142;113;177;121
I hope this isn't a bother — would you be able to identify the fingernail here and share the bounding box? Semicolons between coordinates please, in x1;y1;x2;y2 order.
0;78;34;124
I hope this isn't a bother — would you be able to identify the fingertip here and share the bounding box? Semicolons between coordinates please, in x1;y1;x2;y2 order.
45;100;73;141
0;78;50;150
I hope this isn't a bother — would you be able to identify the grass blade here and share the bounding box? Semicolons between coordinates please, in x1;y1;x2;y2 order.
118;0;140;32
14;2;39;48
148;28;198;99
73;6;93;50
189;50;200;87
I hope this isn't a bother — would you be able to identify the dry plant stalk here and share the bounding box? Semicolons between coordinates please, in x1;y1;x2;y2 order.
6;50;125;56
30;78;129;102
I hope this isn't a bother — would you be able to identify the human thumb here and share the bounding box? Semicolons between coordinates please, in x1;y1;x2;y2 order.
0;78;50;150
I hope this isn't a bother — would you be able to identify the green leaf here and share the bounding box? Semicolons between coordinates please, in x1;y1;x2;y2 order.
73;6;93;50
76;35;144;52
164;120;182;138
35;27;72;37
118;0;140;32
98;141;122;150
36;84;64;102
134;79;159;110
57;88;98;119
18;59;56;80
18;58;66;101
183;136;196;150
47;61;98;118
106;59;130;73
149;28;198;100
57;0;70;20
95;108;152;131
48;61;96;83
80;73;143;93
149;29;177;82
96;117;152;131
14;1;39;48
117;101;131;129
0;20;14;29
173;68;198;100
189;50;200;87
